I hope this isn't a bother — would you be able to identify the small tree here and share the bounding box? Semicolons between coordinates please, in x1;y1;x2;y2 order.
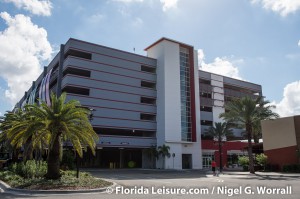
256;153;268;171
238;156;249;171
220;96;279;174
158;144;170;169
145;146;158;169
205;122;233;172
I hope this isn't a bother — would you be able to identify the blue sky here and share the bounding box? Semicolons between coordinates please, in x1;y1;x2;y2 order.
0;0;300;117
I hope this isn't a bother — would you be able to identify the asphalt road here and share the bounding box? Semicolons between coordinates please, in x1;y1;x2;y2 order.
1;169;300;199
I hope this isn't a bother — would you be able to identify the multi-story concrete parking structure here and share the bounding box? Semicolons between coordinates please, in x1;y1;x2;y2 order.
16;37;262;169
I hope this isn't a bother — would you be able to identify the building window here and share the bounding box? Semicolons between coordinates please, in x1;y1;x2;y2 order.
141;81;156;89
201;120;213;126
180;47;192;142
141;65;156;73
199;79;211;85
200;106;212;112
63;67;91;78
200;92;212;98
62;86;89;96
64;49;92;60
140;97;156;105
140;113;156;121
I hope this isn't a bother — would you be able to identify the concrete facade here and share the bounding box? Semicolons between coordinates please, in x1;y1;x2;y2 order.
262;116;300;170
16;37;262;170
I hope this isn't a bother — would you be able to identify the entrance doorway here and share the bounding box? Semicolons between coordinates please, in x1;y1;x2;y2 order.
81;148;142;168
182;154;192;169
102;148;142;168
202;153;214;169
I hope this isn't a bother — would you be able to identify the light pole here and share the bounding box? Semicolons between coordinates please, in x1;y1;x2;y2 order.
172;153;175;169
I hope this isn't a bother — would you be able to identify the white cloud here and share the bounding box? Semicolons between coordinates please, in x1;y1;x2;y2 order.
160;0;178;11
112;0;144;3
0;12;52;105
131;17;143;27
112;0;179;12
251;0;300;17
272;81;300;117
87;13;105;24
3;0;52;16
298;40;300;46
198;49;243;80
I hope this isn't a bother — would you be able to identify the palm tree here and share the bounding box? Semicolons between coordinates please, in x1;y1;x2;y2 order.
158;144;170;169
6;93;99;179
0;110;26;162
220;96;279;174
145;146;158;169
205;122;233;172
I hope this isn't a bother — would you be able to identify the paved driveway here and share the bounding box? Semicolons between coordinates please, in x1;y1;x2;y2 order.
86;169;300;199
1;169;300;199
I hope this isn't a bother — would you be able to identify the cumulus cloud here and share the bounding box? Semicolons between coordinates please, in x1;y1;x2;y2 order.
160;0;179;11
131;17;143;27
0;12;52;105
272;81;300;117
251;0;300;17
112;0;179;11
3;0;52;16
112;0;144;3
198;49;243;80
298;40;300;46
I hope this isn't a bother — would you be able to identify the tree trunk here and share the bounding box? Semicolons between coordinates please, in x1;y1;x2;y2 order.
219;137;223;173
246;124;255;174
24;136;33;162
253;132;260;144
12;149;19;163
45;134;61;179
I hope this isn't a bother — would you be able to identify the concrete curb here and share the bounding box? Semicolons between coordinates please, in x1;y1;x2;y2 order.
0;179;116;195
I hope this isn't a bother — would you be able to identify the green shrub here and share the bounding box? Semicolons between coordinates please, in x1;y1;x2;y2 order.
255;154;268;170
9;160;47;179
0;170;24;187
283;164;300;173
238;156;249;166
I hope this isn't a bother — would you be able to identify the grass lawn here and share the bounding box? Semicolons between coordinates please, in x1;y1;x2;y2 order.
0;170;112;190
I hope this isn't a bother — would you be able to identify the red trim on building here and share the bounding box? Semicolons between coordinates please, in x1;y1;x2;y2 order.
68;38;157;62
65;92;155;107
93;124;156;131
264;145;298;171
144;37;193;51
188;47;197;142
93;115;156;123
81;104;155;114
63;80;157;99
64;60;156;83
